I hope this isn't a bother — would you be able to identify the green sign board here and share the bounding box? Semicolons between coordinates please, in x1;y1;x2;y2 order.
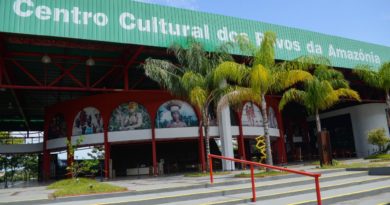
1;0;389;69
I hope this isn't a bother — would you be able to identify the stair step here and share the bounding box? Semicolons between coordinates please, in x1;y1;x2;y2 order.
175;176;390;205
77;171;379;205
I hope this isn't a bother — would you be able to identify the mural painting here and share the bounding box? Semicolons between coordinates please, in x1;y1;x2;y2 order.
109;102;151;131
156;100;198;128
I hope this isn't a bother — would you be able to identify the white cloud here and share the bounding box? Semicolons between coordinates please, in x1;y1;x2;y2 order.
133;0;199;10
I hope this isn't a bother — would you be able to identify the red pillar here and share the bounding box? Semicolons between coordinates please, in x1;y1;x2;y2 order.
151;122;158;176
42;150;51;180
198;124;206;172
42;115;51;181
104;124;110;179
66;115;74;178
237;112;246;161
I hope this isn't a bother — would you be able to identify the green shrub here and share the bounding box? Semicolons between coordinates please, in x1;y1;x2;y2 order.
367;128;390;153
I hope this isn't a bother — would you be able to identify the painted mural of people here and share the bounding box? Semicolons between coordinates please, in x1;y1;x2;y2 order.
72;107;104;136
156;100;198;128
109;102;151;132
268;107;279;129
242;102;263;127
166;103;187;128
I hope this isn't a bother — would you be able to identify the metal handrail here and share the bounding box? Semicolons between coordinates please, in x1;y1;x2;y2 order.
208;154;322;204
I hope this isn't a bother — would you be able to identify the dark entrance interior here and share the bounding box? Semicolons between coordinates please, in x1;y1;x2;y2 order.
156;139;200;174
308;114;356;158
111;142;153;177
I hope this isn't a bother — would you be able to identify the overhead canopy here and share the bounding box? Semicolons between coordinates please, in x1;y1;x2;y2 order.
0;0;389;69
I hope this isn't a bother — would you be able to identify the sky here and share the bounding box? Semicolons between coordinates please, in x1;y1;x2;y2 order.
135;0;390;47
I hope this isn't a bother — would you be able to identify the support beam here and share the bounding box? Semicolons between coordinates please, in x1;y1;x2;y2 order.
0;84;129;92
12;60;42;86
53;63;85;88
2;66;30;131
91;65;119;88
0;37;4;85
86;65;90;88
124;46;144;90
151;122;158;176
218;106;235;171
6;52;133;64
104;123;110;179
130;76;146;89
48;63;79;87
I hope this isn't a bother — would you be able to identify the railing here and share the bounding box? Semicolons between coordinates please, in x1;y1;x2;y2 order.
208;154;322;205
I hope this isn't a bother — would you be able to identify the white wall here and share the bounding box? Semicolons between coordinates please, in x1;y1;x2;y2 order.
308;103;389;157
0;143;43;154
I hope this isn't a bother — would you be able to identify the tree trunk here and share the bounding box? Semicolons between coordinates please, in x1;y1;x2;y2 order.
203;109;211;171
315;109;322;133
386;91;390;110
261;94;273;166
4;157;8;188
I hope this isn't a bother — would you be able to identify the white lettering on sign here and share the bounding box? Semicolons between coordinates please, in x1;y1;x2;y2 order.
13;0;108;26
10;0;383;66
13;0;33;17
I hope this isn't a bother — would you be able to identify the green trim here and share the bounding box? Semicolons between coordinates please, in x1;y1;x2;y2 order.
1;0;389;69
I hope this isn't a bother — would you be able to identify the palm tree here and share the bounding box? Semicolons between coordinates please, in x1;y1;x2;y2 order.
279;61;361;133
213;32;313;166
144;38;245;171
353;62;390;109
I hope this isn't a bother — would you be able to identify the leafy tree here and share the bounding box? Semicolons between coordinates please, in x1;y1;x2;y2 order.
66;137;103;178
367;128;390;153
20;154;38;181
279;59;361;133
143;38;254;171
0;132;25;188
213;32;312;166
354;62;390;109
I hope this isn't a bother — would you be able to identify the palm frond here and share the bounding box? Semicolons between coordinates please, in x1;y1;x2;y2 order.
235;34;256;57
271;69;313;93
253;31;276;68
249;64;270;94
320;88;361;110
213;61;247;86
168;43;188;68
143;59;180;85
189;86;208;110
216;86;261;113
379;62;390;91
353;65;381;88
181;71;206;92
279;88;306;111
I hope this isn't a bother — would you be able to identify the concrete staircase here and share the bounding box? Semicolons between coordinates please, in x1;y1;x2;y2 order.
11;169;390;205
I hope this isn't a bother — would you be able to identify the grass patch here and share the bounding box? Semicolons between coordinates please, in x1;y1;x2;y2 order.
184;171;231;177
365;153;390;160
235;170;289;178
47;178;127;197
319;162;388;169
311;161;320;165
369;159;390;162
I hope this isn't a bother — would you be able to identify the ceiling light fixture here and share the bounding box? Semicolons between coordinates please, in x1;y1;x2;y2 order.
41;54;51;64
86;57;95;66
